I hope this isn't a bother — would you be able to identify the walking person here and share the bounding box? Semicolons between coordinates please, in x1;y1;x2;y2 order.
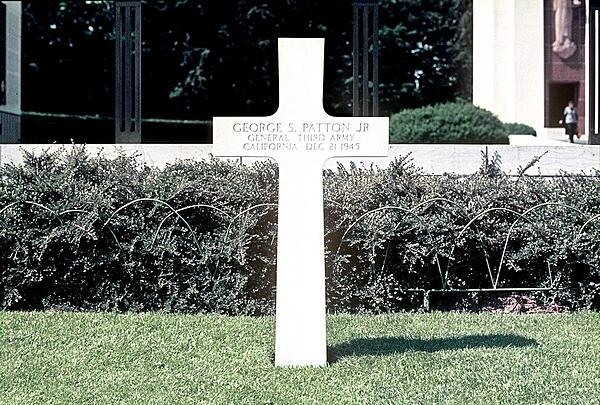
559;100;579;143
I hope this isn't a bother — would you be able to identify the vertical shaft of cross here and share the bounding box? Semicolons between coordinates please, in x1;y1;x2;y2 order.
275;157;327;366
277;38;324;116
274;39;327;366
213;37;389;368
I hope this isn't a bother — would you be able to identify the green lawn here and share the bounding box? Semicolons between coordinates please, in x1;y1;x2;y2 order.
1;312;598;405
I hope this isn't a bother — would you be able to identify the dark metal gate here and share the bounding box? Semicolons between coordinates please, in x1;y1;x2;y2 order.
352;0;380;117
115;1;142;143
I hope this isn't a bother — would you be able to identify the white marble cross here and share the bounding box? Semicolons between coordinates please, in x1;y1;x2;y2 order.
213;38;389;367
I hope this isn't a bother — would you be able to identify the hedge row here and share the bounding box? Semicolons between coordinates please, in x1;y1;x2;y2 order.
22;113;212;144
0;148;278;315
1;147;599;314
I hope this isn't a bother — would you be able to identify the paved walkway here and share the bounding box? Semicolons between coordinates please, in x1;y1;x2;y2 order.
510;129;589;146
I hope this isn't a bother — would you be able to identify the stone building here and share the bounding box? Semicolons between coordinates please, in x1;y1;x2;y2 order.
474;0;599;144
0;1;20;143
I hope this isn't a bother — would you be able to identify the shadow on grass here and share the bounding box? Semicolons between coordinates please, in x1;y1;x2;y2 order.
329;334;538;363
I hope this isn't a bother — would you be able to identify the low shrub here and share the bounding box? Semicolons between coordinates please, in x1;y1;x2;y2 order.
390;102;509;144
0;147;278;315
1;147;598;314
324;157;600;312
504;122;537;136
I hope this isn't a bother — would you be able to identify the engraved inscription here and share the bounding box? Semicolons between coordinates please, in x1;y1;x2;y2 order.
232;120;371;153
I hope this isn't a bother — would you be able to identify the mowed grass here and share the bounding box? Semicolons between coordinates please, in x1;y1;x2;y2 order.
1;312;598;405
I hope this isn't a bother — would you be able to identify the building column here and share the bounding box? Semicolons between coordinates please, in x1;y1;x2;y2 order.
587;0;600;144
0;1;21;143
473;0;545;134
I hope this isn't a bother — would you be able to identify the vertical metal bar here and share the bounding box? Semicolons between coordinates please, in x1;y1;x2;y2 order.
124;6;132;138
590;9;597;139
353;5;360;117
135;3;142;137
588;8;600;135
115;5;122;138
372;4;379;117
362;6;369;116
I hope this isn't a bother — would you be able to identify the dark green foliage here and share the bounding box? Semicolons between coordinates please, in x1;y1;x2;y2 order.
452;0;473;101
21;113;212;144
377;0;472;112
324;157;600;312
22;1;115;117
23;0;473;122
504;122;537;136
0;147;278;314
1;148;598;314
389;102;509;144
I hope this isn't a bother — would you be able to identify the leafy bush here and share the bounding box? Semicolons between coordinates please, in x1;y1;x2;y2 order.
324;157;600;312
0;147;278;315
504;122;537;136
1;147;599;314
390;102;509;144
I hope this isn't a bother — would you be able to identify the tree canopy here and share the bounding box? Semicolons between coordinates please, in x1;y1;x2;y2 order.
22;0;472;120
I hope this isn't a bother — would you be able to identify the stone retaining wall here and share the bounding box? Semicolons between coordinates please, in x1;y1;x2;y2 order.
1;144;598;175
